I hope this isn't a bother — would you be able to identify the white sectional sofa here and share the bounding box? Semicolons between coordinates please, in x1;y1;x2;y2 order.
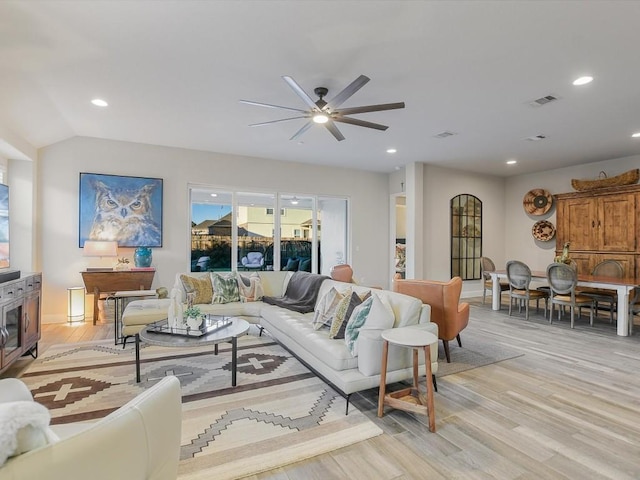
122;271;438;410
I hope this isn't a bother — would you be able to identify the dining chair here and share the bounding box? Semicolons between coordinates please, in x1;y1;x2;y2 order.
480;256;509;306
580;260;624;323
546;263;595;328
629;287;640;335
505;260;548;320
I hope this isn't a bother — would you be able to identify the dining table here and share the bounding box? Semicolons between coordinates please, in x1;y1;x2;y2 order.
489;269;638;337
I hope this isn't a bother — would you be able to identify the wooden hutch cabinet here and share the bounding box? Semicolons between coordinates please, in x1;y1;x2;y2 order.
555;184;640;277
0;273;42;374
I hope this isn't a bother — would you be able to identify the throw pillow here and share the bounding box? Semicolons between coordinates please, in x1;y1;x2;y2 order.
298;258;312;272
236;272;264;302
179;274;213;304
284;258;300;271
345;294;395;356
312;287;347;330
329;290;371;339
0;400;59;466
211;272;241;304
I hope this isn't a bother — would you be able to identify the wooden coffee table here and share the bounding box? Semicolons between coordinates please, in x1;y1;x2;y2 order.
134;317;250;385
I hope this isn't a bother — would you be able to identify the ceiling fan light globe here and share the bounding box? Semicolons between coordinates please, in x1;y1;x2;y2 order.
313;114;329;124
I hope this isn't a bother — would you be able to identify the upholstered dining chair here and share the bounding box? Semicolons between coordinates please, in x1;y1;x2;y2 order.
505;260;548;321
580;260;624;323
547;262;595;328
393;276;469;363
480;256;509;305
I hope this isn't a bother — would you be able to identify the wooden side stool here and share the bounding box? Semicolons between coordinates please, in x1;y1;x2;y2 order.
377;328;437;432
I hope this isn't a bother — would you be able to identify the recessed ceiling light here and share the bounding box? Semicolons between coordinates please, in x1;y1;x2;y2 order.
573;76;593;86
91;98;108;107
632;132;640;138
506;160;517;165
210;193;217;197
386;148;397;154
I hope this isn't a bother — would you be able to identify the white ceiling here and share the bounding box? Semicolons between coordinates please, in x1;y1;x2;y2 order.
2;1;640;176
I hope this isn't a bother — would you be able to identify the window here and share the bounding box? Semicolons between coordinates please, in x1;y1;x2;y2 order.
266;208;285;215
451;194;482;280
189;186;348;274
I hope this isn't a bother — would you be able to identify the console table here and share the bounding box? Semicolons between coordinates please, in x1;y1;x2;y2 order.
81;270;155;324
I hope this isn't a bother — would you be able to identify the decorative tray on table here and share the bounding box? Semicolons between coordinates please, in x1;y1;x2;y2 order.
147;316;232;337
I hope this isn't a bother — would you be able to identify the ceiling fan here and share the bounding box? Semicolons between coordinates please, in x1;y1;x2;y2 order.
240;75;405;141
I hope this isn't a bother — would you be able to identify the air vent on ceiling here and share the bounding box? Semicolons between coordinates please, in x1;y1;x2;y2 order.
525;134;547;142
528;95;558;107
433;131;456;139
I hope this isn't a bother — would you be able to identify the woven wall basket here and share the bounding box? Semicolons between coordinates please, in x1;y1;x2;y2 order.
571;168;639;192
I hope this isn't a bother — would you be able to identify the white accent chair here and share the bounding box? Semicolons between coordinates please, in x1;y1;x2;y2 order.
0;376;182;480
241;251;264;270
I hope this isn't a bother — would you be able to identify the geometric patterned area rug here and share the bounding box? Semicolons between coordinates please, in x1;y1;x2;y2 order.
19;330;382;479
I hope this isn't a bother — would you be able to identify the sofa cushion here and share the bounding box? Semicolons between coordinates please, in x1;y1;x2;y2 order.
179;274;213;304
345;295;395;356
260;305;358;372
211;273;240;304
236;272;264;302
312;287;346;330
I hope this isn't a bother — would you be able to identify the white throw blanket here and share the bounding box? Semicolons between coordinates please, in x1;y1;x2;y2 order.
0;400;55;465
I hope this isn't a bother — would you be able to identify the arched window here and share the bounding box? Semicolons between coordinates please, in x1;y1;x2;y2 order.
451;194;482;280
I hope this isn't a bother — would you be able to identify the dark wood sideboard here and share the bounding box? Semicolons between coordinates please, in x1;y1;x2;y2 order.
81;270;155;324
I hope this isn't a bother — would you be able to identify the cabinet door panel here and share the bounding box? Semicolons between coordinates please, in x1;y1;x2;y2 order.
570;253;592;275
24;292;40;346
598;194;636;251
563;198;597;250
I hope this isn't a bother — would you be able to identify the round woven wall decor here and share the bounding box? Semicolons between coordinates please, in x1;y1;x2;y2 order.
532;220;556;241
523;189;553;215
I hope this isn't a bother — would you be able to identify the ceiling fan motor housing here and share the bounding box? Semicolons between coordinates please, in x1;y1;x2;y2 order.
314;87;329;109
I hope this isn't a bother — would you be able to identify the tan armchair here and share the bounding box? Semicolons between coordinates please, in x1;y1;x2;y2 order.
393;277;470;363
330;264;355;283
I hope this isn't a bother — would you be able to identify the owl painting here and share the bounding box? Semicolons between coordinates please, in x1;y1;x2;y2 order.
80;173;163;247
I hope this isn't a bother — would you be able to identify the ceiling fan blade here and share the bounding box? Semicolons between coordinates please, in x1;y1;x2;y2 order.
324;120;345;141
239;100;308;113
289;121;313;141
249;116;309;127
325;75;370;110
282;76;319;110
336;102;405;115
332;116;388;131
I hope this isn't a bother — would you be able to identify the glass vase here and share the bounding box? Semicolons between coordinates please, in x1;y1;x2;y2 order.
134;247;153;267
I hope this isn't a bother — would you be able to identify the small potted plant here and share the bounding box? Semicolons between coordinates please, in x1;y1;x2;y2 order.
184;305;203;330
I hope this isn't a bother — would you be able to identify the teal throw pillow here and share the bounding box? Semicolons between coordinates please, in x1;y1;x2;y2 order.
345;294;395;356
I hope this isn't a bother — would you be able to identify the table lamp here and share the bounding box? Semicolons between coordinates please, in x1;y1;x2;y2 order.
83;240;118;271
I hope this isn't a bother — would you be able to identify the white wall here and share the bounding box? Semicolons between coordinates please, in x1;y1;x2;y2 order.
504;154;640;272
38;136;390;322
8;159;36;273
423;165;506;296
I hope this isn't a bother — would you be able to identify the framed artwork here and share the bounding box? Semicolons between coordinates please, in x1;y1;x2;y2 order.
79;173;163;247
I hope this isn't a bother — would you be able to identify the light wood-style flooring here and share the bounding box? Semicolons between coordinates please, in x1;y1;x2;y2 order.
4;298;640;479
